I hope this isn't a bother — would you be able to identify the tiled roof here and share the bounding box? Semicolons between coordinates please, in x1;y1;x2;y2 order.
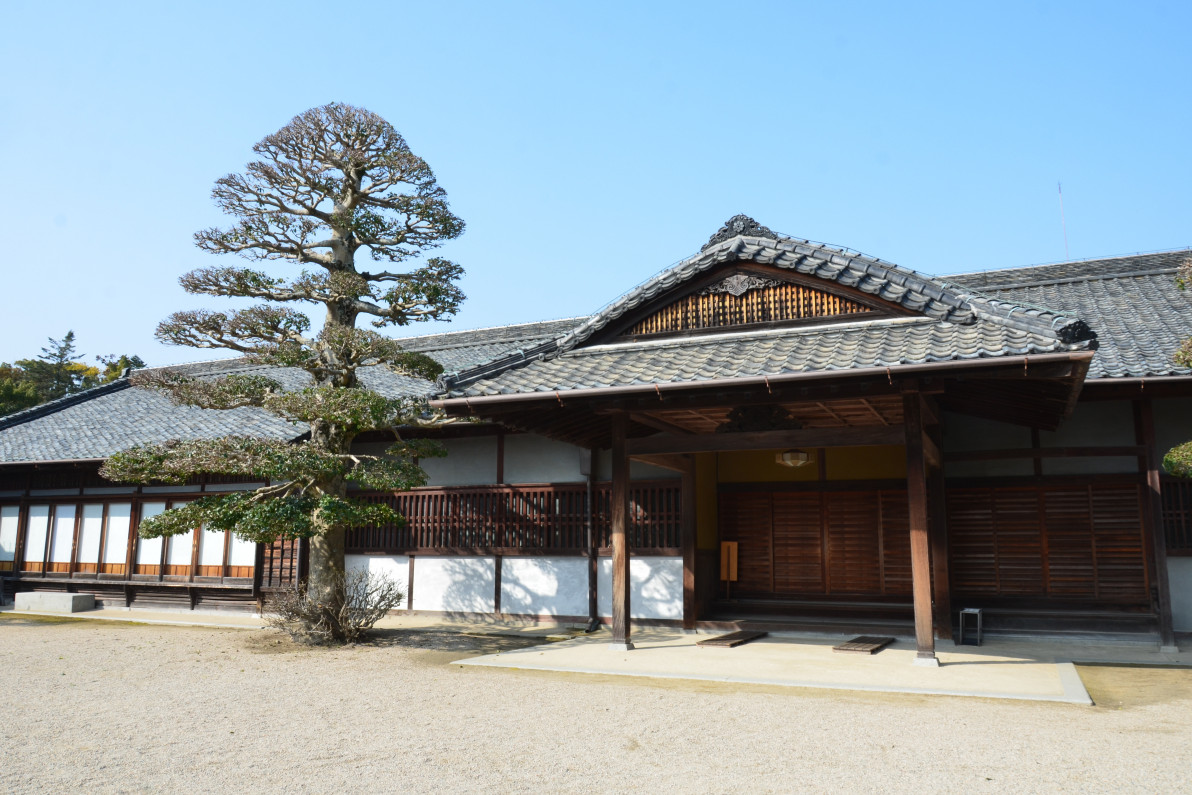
450;317;1074;397
948;251;1192;378
0;319;577;464
441;217;1098;398
946;249;1191;291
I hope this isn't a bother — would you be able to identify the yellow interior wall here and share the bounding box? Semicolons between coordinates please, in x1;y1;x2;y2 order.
694;452;718;551
825;445;906;480
717;449;821;483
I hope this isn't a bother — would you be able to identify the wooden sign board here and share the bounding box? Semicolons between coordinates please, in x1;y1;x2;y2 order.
720;541;738;582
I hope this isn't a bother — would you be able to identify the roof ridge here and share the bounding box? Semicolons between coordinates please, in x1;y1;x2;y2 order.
945;247;1192;280
391;317;588;348
956;266;1181;292
0;378;132;432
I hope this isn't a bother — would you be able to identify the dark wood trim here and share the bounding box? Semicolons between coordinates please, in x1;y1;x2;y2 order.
495;430;505;485
945;446;1146;462
68;501;82;574
42;503;55;577
610;413;632;648
927;424;952;640
903;390;937;662
493;554;503;615
627;426;905;456
1135;399;1176;648
11;502;28;576
251;542;264;599
407;554;415;611
94;503;110;578
627;412;693;436
125;498;140;582
717;479;909;494
681;457;696;630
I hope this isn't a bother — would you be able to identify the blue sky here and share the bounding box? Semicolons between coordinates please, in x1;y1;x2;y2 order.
2;1;1189;366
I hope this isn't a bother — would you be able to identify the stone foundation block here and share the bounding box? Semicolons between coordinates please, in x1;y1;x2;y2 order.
14;592;95;613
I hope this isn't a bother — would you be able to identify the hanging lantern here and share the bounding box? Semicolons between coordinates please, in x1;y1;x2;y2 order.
776;449;812;468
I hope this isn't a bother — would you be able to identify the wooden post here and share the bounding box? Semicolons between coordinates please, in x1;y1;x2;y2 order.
493;554;503;615
904;390;939;666
610;413;634;650
680;456;697;630
926;417;952;640
1135;399;1177;651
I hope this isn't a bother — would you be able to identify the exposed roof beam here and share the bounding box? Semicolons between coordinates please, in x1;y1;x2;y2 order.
626;425;905;456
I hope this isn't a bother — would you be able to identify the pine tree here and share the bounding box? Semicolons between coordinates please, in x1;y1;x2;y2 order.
101;104;466;640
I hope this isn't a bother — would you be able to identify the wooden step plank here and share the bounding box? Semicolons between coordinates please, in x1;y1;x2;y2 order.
696;630;769;648
832;635;896;654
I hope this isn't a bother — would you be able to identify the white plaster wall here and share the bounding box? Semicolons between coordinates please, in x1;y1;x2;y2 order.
418;437;499;487
597;556;683;620
593;449;682;481
1040;400;1137;475
500;556;588;616
504;435;587;484
411;555;495;613
1169;558;1192;632
1152;398;1192;455
941;413;1033;478
346;554;411;608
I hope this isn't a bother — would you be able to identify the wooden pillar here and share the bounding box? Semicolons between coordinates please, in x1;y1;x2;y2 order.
926;418;952;640
904;390;938;666
1135;399;1177;651
680;456;697;631
610;413;634;650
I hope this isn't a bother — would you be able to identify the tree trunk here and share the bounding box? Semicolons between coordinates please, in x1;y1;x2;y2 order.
305;417;353;641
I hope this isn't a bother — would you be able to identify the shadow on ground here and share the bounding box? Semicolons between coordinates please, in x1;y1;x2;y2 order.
245;627;545;658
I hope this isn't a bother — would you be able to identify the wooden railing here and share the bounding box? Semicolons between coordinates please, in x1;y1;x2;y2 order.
1161;478;1192;555
346;481;682;554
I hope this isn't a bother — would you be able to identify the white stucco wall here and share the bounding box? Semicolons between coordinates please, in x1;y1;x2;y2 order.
1152;398;1192;455
593;449;682;481
500;556;589;616
419;437;499;487
346;554;411;608
410;555;496;613
941;414;1033;478
504;435;588;484
1169;558;1192;632
1040;400;1137;475
598;556;683;620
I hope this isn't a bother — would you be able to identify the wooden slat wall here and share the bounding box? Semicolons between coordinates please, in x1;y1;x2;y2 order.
625;282;875;337
947;483;1148;605
772;492;823;594
718;489;910;599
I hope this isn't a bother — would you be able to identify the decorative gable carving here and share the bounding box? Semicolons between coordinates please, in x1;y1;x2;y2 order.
622;275;879;338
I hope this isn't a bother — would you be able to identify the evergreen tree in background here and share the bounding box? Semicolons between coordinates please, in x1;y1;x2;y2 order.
0;335;145;417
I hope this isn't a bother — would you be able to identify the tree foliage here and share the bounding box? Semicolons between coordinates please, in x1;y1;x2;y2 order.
1165;257;1192;476
0;333;143;416
100;104;466;631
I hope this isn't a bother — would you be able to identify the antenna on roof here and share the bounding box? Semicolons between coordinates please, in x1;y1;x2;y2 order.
1058;181;1070;261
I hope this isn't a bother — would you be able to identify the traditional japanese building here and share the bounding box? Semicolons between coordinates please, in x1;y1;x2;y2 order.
3;217;1190;659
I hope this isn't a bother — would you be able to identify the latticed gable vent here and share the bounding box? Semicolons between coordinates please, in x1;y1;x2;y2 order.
622;273;880;338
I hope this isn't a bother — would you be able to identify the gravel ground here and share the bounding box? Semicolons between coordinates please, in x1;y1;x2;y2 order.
2;615;1191;794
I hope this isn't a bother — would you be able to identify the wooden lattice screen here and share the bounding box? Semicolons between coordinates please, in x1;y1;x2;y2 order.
1161;478;1192;554
346;481;682;553
624;282;875;337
